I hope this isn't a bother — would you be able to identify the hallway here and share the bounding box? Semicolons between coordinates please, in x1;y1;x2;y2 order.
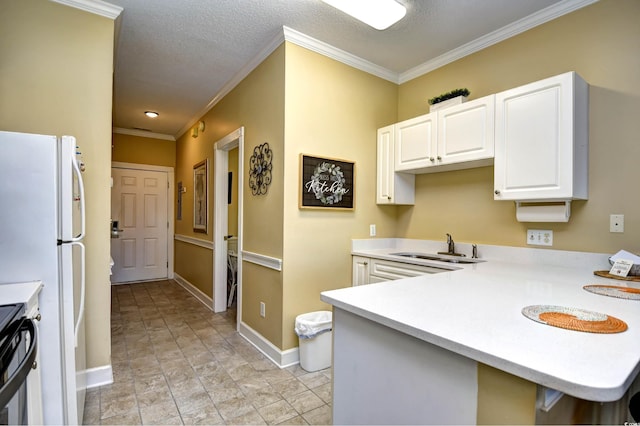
83;280;332;425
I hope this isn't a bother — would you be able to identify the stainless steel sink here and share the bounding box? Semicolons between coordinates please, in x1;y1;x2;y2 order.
390;252;485;264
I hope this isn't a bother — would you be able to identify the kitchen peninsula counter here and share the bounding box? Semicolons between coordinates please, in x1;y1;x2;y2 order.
321;239;640;424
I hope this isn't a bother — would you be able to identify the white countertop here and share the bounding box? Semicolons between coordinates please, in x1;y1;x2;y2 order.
0;280;43;307
321;239;640;402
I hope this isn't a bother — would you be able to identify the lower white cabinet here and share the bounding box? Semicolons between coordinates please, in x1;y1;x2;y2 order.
352;256;371;286
352;256;449;286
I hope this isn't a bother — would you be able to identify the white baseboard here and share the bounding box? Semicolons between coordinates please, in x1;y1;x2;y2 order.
84;364;113;389
239;321;299;368
173;273;214;311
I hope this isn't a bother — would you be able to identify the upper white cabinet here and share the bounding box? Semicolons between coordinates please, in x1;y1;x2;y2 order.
377;125;415;205
393;95;495;174
437;95;495;169
494;72;588;201
394;113;437;171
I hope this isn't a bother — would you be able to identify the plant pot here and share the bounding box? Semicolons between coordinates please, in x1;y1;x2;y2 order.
429;96;467;112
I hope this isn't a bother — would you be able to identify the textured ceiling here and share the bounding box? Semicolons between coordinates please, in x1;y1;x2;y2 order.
107;0;589;138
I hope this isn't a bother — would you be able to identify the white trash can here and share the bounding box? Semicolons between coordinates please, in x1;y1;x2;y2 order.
294;310;332;372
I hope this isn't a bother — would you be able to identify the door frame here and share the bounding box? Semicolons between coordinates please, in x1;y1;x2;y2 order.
111;161;175;281
213;127;244;320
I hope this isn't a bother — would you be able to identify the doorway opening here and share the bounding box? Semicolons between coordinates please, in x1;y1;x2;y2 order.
213;128;243;327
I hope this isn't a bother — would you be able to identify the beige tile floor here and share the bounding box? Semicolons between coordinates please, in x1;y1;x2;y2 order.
83;280;332;425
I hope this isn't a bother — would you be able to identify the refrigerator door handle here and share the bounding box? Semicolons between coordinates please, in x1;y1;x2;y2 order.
70;151;86;242
71;241;85;348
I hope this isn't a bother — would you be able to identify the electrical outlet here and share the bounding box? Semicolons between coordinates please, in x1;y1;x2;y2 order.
369;224;376;237
527;229;553;246
610;214;624;233
260;302;265;318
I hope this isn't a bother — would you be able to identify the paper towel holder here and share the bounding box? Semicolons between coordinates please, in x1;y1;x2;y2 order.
515;201;571;223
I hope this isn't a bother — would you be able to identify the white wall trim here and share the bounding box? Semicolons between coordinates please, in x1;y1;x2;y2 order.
112;127;176;141
213;128;244;314
83;364;113;389
50;0;123;19
239;321;299;368
282;26;399;84
242;251;282;272
173;273;214;311
399;0;599;83
174;234;214;250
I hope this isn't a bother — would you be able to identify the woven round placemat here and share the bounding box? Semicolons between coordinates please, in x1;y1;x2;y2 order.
584;284;640;300
522;305;628;334
594;270;640;282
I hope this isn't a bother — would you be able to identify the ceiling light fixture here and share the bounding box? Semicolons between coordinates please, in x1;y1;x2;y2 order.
144;111;159;118
322;0;406;30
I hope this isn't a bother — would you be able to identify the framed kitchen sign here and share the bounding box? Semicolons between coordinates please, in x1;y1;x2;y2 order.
300;154;355;210
193;159;208;233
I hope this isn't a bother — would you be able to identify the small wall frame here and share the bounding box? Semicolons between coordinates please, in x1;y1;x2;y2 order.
193;159;208;233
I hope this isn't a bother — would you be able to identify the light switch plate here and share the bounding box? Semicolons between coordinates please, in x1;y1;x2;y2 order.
527;229;553;246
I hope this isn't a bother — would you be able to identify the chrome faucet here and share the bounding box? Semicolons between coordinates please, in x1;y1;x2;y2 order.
438;233;465;257
446;233;455;254
472;244;478;259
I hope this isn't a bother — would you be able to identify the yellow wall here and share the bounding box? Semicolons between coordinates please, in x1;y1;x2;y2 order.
174;45;286;339
281;43;398;349
476;364;536;424
169;0;640;354
396;0;640;254
112;132;176;167
0;0;115;369
174;240;213;297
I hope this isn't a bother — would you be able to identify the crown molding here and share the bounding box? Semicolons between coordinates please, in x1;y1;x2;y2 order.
282;26;399;84
178;0;597;139
175;28;286;139
176;25;400;138
50;0;123;19
112;127;176;141
400;0;599;83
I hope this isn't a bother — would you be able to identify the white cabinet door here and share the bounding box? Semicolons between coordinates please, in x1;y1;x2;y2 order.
394;113;437;171
352;256;370;286
377;125;414;205
494;72;588;201
111;168;169;282
437;95;495;166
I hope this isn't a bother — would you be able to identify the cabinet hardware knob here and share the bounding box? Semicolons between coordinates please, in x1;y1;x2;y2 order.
429;157;435;162
437;156;442;161
364;262;368;266
494;190;500;195
387;196;391;200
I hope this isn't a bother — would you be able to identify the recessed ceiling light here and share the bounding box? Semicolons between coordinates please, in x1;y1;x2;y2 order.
144;111;159;118
322;0;406;30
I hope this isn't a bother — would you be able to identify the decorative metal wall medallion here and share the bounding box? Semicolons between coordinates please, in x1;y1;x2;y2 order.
249;142;273;195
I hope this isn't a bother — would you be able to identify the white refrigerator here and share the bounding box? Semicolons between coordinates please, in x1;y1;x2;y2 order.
0;130;86;425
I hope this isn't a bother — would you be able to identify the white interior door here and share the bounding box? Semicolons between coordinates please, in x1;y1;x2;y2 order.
111;168;168;283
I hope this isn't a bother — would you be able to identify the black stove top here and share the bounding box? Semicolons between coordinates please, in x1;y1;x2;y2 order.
0;304;23;335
